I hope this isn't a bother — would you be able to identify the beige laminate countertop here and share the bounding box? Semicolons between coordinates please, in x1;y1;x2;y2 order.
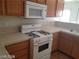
0;33;31;59
42;25;79;36
42;25;69;33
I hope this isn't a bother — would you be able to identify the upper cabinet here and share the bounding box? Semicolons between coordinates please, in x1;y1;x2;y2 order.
5;0;24;16
0;0;5;15
0;0;64;17
28;0;46;4
46;0;57;17
27;0;37;3
47;0;64;17
56;0;64;17
37;0;46;4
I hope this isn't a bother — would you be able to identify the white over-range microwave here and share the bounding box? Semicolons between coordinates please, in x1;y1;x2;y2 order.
25;1;47;18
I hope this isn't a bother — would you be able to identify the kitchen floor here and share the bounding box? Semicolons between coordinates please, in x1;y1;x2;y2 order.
51;52;72;59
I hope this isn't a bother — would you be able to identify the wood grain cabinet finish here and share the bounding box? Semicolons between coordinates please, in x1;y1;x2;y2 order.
56;0;64;17
6;40;30;59
5;0;24;16
46;0;57;17
0;0;5;15
47;0;64;17
37;0;46;4
58;32;73;56
27;0;37;3
28;0;46;4
71;36;79;59
0;0;64;16
52;32;59;52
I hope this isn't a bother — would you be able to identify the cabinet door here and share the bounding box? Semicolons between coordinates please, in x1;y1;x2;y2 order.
6;40;30;59
0;0;5;15
72;36;79;59
56;0;64;17
5;0;24;16
47;0;57;17
37;0;46;4
59;32;73;56
52;32;59;52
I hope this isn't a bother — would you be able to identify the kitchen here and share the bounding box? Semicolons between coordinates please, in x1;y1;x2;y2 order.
0;0;79;59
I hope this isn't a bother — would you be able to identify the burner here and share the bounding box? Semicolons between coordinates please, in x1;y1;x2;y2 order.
37;30;50;35
25;32;40;38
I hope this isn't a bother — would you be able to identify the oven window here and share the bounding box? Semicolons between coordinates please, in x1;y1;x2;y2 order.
38;43;49;52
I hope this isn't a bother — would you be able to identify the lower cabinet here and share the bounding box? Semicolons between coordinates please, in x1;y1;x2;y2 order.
52;32;59;52
5;40;30;59
72;36;79;59
53;31;79;59
58;32;73;56
58;32;79;59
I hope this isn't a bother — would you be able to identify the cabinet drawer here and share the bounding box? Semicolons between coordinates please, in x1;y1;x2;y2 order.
9;48;29;58
6;40;30;53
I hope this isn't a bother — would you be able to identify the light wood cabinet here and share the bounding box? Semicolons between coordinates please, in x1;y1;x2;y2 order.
58;32;73;56
5;0;24;16
6;40;30;59
72;36;79;59
0;0;5;15
56;0;64;17
28;0;46;4
0;0;64;16
47;0;64;17
37;0;46;4
47;0;57;17
53;31;79;59
52;32;59;52
27;0;37;3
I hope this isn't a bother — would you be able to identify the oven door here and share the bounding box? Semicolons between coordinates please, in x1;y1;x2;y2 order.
38;40;51;58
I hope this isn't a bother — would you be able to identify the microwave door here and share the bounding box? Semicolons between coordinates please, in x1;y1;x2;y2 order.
25;5;44;18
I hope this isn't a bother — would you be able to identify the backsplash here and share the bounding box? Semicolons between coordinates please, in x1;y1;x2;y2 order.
0;16;56;27
0;16;55;33
0;16;23;27
55;21;79;32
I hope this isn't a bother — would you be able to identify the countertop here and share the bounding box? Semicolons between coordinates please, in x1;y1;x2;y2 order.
42;25;69;33
42;25;79;36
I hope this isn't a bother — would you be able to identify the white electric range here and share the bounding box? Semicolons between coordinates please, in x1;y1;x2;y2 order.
21;24;52;59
